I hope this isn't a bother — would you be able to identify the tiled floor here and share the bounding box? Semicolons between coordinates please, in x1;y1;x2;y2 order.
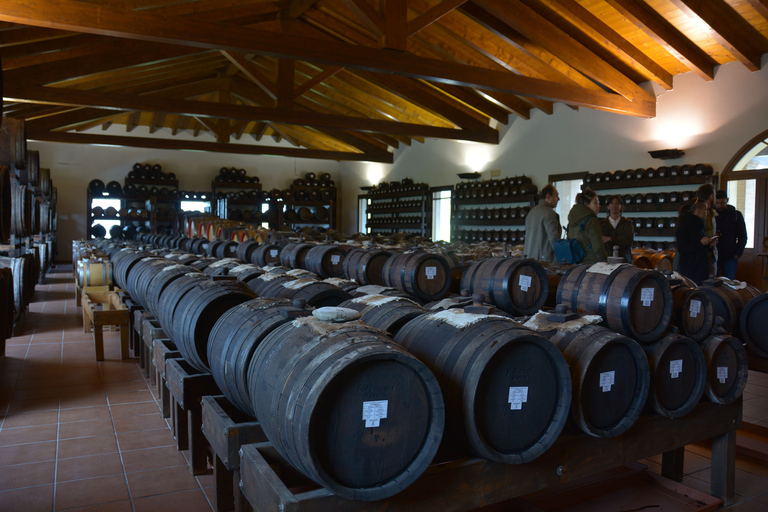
1;267;768;511
0;269;215;511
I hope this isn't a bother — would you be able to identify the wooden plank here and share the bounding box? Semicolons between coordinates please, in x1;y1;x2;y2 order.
407;0;470;36
277;58;295;109
221;51;277;100
383;0;407;51
342;0;385;38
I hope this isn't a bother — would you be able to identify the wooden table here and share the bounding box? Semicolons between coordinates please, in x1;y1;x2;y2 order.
81;289;130;361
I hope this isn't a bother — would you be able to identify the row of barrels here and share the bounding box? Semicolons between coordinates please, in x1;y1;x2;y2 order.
453;229;527;244
453;205;531;222
603;191;695;206
584;164;714;184
105;242;749;502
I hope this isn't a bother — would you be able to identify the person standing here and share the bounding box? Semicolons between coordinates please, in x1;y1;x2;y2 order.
523;184;561;264
714;190;747;279
676;199;718;285
600;195;634;262
567;188;608;264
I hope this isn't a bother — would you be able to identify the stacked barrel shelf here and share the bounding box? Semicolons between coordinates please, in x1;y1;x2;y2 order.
363;179;432;239
0;116;58;348
281;171;338;231
71;219;763;510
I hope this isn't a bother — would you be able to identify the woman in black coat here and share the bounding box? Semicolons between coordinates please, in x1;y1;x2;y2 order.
675;199;718;285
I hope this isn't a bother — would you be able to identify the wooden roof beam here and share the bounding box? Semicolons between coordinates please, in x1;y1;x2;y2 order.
407;0;470;37
743;0;768;20
220;51;278;101
342;0;386;38
294;65;343;99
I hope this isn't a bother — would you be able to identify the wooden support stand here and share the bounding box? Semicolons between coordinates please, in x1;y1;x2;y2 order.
140;316;166;383
153;338;181;419
121;297;142;356
201;396;268;512
133;310;151;360
165;358;220;475
81;290;130;361
238;400;741;512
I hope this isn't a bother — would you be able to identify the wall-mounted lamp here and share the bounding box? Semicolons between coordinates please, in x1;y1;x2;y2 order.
649;148;685;160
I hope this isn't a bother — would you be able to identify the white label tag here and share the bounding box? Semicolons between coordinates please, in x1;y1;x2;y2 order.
641;287;654;307
362;400;388;428
270;249;278;257
519;275;532;292
600;371;615;392
689;299;701;318
331;254;340;265
508;387;528;410
717;366;728;384
587;263;624;275
425;266;437;280
669;359;683;379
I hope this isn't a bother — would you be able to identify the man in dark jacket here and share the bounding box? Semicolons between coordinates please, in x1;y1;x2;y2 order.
676;199;717;285
714;190;748;279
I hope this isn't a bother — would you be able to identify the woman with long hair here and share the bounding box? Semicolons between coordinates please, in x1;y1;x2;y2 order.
567;188;608;264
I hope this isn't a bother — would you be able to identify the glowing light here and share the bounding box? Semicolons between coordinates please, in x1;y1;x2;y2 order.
463;144;494;172
366;163;386;184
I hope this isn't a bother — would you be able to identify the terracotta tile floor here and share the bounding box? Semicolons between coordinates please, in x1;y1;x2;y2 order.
1;267;768;511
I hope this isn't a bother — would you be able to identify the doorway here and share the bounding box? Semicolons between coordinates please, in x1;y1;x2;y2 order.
722;130;768;290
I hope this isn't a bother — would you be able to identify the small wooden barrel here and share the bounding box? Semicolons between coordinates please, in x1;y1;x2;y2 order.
699;281;761;337
631;250;653;269
251;243;281;267
642;333;706;418
670;284;715;342
382;252;452;303
235;240;261;263
76;259;112;288
280;242;314;269
257;276;352;307
164;276;257;372
547;324;650;438
342;248;391;286
740;293;768;358
1;167;11;243
699;333;748;404
394;309;571;463
247;272;296;296
229;264;265;285
207;298;295;416
338;295;426;336
248;316;444;501
556;263;673;343
460;257;549;315
647;251;674;272
303;245;346;278
203;258;242;277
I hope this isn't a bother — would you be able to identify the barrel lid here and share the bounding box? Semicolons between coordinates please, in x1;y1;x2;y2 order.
312;307;362;322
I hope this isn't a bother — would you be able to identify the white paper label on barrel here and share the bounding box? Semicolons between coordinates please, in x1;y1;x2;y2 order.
689;299;701;318
508;387;528;410
641;287;654;307
331;254;340;265
669;359;683;379
586;263;623;275
600;371;615;392
519;275;532;292
270;249;278;257
425;266;437;280
717;366;728;384
362;400;388;428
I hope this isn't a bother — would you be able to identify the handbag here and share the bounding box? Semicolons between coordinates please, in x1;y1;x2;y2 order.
552;219;590;264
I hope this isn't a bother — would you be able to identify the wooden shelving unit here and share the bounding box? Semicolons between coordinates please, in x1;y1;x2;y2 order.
364;182;431;238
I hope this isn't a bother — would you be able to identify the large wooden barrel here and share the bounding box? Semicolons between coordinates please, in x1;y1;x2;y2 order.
127;258;175;309
203;258;242;277
460;257;549;315
257;276;352;307
303;245;346;278
699;281;761;337
111;249;152;290
0;167;10;243
251;243;281;266
248;314;444;501
382;252;452;303
342;248;392;286
25;150;40;187
144;264;200;317
556;263;673;343
10;180;32;237
546;324;650;438
670;284;715;342
338;295;426;336
207;298;296;416
75;259;113;289
280;242;314;269
699;333;748;404
740;293;768;358
394;309;571;464
642;333;706;418
228;264;265;285
162;276;257;372
2;117;27;171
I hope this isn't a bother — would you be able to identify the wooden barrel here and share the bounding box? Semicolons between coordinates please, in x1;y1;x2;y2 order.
642;333;706;418
75;259;112;288
248;314;444;501
25;150;40;187
203;258;241;277
342;248;391;286
251;243;281;266
0;267;14;339
740;293;768;358
0;257;26;321
547;324;650;438
162;276;257;372
394;309;570;463
111;249;150;290
338;295;426;336
670;284;715;342
257;276;352;307
280;242;314;269
631;250;653;269
2;117;27;171
0;167;10;243
229;264;265;285
460;257;549;315
124;257;173;309
698;281;761;337
144;264;200;317
699;333;748;404
382;252;452;303
349;284;415;300
556;263;673;343
189;257;218;272
303;245;346;278
207;298;296;416
10;180;32;237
